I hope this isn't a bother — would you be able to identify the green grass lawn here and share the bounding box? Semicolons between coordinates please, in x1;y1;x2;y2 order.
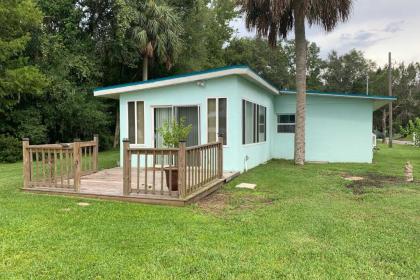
1;145;419;279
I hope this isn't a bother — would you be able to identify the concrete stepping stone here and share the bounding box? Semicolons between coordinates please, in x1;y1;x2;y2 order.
235;183;256;190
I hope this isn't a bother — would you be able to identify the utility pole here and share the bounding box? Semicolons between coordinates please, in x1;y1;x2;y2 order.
388;52;393;148
366;74;369;95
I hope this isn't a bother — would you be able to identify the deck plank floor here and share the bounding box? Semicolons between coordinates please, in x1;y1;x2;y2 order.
24;167;239;205
80;167;238;196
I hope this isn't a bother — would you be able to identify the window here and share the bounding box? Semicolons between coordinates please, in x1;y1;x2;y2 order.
242;100;266;144
277;114;295;133
128;101;144;144
207;98;227;145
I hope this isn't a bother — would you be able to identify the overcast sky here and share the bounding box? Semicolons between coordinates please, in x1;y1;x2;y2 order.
231;0;420;66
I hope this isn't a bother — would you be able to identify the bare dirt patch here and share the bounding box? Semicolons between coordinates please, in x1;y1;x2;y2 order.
196;191;274;215
343;173;407;195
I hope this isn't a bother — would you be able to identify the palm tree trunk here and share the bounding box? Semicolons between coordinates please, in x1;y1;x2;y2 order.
143;55;148;81
293;4;307;165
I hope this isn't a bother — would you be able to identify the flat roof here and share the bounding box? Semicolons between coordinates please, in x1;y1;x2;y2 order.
280;90;397;110
93;65;396;110
94;65;279;98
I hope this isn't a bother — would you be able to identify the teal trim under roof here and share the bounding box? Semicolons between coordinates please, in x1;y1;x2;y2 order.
95;65;258;92
280;89;397;100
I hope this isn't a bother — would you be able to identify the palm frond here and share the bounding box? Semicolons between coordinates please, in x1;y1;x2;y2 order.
240;0;352;46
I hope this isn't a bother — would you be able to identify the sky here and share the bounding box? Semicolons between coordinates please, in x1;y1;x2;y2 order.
230;0;420;66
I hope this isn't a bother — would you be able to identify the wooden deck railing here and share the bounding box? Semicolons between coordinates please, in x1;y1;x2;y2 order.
123;137;223;199
22;136;99;191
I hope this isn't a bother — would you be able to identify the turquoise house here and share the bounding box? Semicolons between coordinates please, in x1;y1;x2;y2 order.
94;65;396;172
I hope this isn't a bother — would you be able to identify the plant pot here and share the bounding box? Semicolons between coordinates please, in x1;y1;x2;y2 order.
164;167;178;191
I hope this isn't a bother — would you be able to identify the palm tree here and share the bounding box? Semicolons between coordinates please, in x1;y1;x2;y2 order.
131;0;183;81
240;0;352;165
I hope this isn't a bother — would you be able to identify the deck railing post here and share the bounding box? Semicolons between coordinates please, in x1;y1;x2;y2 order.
177;141;186;198
22;138;30;189
73;139;81;192
123;139;131;195
93;134;99;171
217;135;224;179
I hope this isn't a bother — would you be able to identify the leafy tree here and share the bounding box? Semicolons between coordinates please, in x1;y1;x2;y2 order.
35;0;113;147
0;0;46;118
323;49;375;93
284;40;324;90
0;0;48;152
224;38;291;88
167;0;237;71
240;0;352;165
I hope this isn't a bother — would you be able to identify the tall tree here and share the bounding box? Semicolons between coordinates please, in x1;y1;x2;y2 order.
240;0;352;165
323;49;374;93
0;0;47;141
225;38;291;89
128;0;183;81
35;0;113;146
284;40;324;90
167;0;237;71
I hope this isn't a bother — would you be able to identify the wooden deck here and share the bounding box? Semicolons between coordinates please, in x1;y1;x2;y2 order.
23;167;239;206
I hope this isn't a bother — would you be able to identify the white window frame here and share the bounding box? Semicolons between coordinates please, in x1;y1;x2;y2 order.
277;113;295;134
127;100;145;146
242;98;267;146
206;97;228;147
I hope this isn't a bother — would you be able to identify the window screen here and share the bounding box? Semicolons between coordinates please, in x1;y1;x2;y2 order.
207;98;227;145
242;100;266;144
128;101;145;144
277;114;295;133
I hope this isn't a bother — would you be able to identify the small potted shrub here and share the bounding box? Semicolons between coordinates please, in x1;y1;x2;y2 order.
157;117;192;191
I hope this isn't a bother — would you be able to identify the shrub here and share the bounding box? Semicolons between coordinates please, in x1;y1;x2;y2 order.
157;117;192;148
399;118;420;147
0;135;22;163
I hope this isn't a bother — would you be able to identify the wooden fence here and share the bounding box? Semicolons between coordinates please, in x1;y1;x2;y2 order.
22;136;98;191
123;137;223;199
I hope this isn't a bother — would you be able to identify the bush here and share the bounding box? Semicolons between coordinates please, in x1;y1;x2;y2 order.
0;135;22;163
399;118;420;147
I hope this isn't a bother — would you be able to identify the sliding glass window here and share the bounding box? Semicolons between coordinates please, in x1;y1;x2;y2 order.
127;101;145;144
242;100;266;144
207;98;227;145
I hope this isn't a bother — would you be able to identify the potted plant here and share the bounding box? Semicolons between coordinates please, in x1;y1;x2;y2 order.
157;117;192;191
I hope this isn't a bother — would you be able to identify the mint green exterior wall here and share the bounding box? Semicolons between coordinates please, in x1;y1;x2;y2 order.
235;78;275;171
272;94;374;163
119;75;374;172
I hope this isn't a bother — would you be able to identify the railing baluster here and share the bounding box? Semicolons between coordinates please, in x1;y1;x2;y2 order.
206;148;211;182
160;150;164;195
60;149;63;188
35;151;39;185
168;151;172;196
137;151;140;193
187;151;192;193
65;149;70;188
199;148;202;188
212;145;214;179
54;150;57;188
152;150;156;194
88;146;91;171
192;149;196;190
144;151;148;194
41;148;45;185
